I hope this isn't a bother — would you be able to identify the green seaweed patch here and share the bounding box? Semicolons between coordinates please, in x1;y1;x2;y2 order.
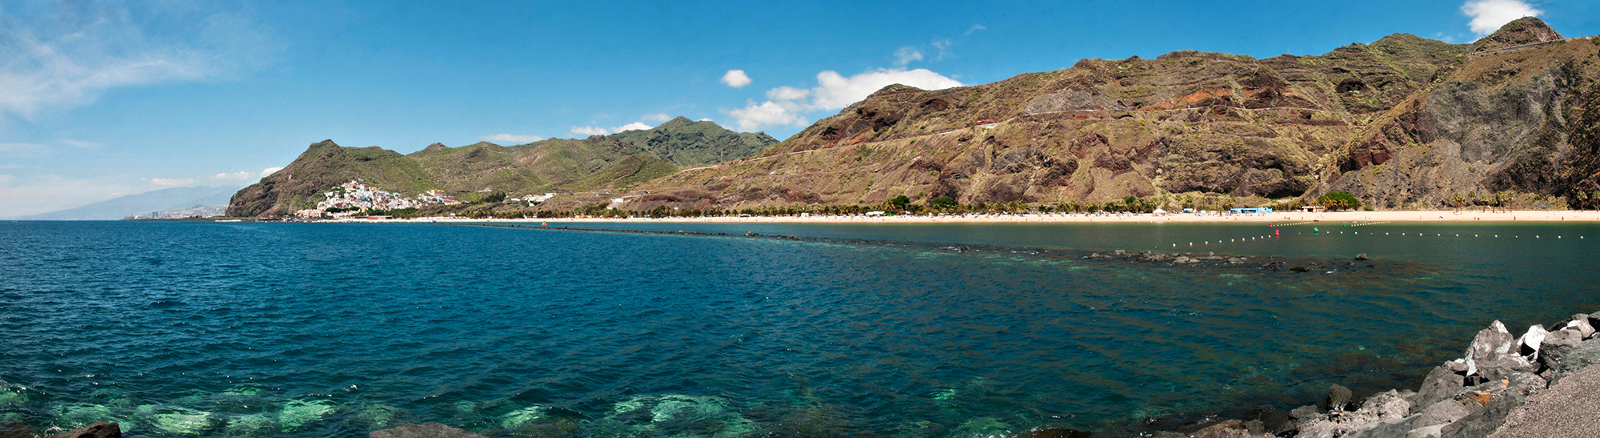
277;399;336;432
500;405;547;429
951;417;1013;437
145;407;216;435
227;413;273;434
355;404;402;428
589;394;758;437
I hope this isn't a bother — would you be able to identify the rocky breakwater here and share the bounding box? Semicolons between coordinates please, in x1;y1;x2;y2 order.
1166;312;1600;438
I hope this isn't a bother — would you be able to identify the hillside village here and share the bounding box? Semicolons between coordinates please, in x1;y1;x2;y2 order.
298;180;562;218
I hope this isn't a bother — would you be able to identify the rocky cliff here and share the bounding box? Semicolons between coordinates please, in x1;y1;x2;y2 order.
630;18;1600;212
225;117;777;217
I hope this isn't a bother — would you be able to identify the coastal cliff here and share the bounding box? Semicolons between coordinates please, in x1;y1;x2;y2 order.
630;18;1600;212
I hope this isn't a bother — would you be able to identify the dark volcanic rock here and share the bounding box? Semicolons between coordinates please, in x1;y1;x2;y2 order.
1188;419;1250;438
1345;418;1412;438
48;422;119;438
1327;384;1354;411
369;423;487;438
1290;405;1321;422
1414;399;1475;428
1413;363;1467;414
0;422;35;438
1537;328;1584;371
1552;338;1600;384
1015;428;1092;438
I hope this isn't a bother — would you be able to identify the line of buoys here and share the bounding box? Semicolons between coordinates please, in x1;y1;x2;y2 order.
1164;228;1585;250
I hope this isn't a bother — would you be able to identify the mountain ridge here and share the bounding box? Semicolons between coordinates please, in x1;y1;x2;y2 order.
619;18;1600;212
226;119;777;217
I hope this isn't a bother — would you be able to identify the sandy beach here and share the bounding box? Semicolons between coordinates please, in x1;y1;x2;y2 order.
345;210;1600;224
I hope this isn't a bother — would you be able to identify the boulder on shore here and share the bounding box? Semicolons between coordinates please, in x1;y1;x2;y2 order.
1327;384;1354;411
1412;364;1466;413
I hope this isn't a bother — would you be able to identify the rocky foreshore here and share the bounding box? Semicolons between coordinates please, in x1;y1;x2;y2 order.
1041;312;1600;438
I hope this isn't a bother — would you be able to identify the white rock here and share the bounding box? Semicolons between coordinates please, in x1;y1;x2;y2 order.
1465;320;1514;377
1518;324;1548;362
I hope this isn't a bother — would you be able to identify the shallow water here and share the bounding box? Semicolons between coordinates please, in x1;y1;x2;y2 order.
1;220;1597;437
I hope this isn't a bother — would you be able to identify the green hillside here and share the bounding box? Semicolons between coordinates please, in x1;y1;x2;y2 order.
226;118;777;217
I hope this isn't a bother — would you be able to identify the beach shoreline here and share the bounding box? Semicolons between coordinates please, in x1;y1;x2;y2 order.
329;210;1600;224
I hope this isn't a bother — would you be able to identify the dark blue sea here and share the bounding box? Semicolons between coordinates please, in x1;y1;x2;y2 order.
2;220;1597;437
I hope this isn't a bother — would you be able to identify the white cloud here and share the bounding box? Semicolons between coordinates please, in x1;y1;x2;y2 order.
1462;0;1542;35
570;120;660;137
697;118;713;122
809;68;963;110
59;139;100;149
0;3;278;123
965;24;987;36
642;113;672;122
479;134;544;144
212;171;254;181
148;177;198;187
721;69;752;88
571;126;611;136
725;101;808;132
894;47;924;66
614;122;651;132
724;68;963;131
260;167;283;177
766;86;811;101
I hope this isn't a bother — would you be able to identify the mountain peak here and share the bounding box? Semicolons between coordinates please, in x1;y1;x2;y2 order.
1474;17;1562;52
655;116;697;129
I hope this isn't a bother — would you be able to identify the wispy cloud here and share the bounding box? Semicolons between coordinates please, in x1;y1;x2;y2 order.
894;47;924;67
642;113;673;122
0;143;50;158
0;2;280;124
965;24;987;36
259;167;283;177
1462;0;1542;35
480;134;544;144
0;174;144;218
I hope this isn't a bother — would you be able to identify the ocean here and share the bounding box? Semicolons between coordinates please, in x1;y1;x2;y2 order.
2;220;1597;437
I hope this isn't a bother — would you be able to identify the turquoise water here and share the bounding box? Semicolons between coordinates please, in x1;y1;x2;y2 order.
1;220;1597;437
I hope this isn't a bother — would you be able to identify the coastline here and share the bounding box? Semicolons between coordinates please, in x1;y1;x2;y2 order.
309;210;1600;224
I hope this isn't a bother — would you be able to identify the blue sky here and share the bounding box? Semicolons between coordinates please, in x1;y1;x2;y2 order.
2;0;1597;216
